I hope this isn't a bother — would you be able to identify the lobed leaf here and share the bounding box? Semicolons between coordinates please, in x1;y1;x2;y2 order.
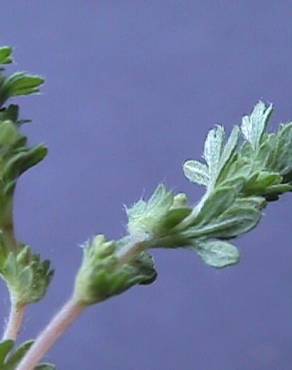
183;160;209;186
203;125;225;184
195;239;240;268
241;101;273;150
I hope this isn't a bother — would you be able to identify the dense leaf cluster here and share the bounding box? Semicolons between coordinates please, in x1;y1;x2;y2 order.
75;101;292;306
126;101;292;269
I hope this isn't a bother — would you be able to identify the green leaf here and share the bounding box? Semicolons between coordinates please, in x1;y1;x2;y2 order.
186;125;239;191
218;153;250;185
217;125;240;176
195;239;240;268
4;340;33;370
254;134;275;169
3;73;44;97
4;144;48;179
241;101;273;150
0;340;14;365
244;171;283;195
194;187;236;225
211;202;263;238
3;145;48;195
234;196;266;210
35;364;56;370
183;160;209;186
0;47;13;65
158;207;192;233
203;125;225;183
0;339;56;370
184;197;264;240
269;123;292;177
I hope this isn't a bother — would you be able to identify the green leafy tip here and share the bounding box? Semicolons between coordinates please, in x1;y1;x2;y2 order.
179;101;292;267
122;101;292;270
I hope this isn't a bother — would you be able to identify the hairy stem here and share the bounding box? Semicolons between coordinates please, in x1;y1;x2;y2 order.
16;298;85;370
2;300;26;341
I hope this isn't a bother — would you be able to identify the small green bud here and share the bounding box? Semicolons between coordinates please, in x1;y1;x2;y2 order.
74;235;157;305
126;185;191;239
172;193;188;208
0;245;54;306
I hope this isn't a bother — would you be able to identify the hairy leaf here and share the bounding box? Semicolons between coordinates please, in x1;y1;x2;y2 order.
183;160;209;186
241;101;273;150
195;239;240;268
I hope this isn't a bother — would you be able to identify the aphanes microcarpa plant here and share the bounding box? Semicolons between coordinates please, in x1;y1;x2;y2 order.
0;46;290;370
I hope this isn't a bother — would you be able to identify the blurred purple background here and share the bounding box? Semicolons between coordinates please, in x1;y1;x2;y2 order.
1;1;292;369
